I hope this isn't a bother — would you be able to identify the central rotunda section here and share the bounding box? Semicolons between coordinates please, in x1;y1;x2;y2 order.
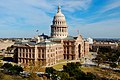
51;5;68;39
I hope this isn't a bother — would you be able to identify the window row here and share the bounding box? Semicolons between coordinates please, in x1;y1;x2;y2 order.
19;48;35;52
19;53;35;58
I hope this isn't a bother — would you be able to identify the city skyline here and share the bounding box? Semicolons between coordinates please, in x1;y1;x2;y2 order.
0;0;120;38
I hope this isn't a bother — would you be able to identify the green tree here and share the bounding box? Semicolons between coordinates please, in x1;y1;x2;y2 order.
13;65;23;74
110;63;117;69
93;47;120;67
85;72;96;80
63;62;87;80
57;72;69;80
2;63;23;75
45;67;56;74
72;69;86;80
63;62;80;73
68;77;76;80
93;52;104;66
2;63;13;69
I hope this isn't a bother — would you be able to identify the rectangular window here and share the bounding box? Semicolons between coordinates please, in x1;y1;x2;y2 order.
29;49;31;52
32;54;34;58
42;54;44;58
20;53;21;57
26;54;28;58
38;54;40;58
23;53;24;57
42;49;44;53
29;54;31;58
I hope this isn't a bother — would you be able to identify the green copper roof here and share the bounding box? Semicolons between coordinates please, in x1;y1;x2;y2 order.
15;41;36;45
37;41;58;45
49;38;61;41
63;36;75;40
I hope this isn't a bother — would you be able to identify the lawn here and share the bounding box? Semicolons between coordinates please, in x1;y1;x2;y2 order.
0;71;28;80
52;61;120;79
81;66;120;79
56;59;66;63
52;63;66;70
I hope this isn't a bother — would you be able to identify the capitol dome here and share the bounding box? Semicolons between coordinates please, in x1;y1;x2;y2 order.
51;5;68;39
53;6;67;25
55;12;65;17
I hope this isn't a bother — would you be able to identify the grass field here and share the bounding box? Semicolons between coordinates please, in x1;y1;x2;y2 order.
52;63;66;70
0;71;28;80
81;66;120;79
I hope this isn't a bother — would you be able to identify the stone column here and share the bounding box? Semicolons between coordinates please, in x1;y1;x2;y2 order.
28;48;29;58
31;49;33;58
21;48;23;57
35;45;38;62
24;48;26;58
18;48;20;57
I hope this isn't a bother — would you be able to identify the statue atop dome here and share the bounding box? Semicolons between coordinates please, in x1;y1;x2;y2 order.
57;5;61;13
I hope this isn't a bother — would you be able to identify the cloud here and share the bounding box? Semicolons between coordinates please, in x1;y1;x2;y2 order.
54;0;92;12
0;0;53;37
67;0;120;25
100;0;120;13
0;0;52;26
68;18;120;38
0;0;120;38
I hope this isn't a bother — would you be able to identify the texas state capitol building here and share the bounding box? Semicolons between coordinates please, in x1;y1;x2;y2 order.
13;6;89;66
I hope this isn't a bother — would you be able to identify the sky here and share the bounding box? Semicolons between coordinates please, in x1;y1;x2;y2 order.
0;0;120;38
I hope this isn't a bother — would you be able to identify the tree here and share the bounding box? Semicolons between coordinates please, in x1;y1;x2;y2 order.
93;47;120;67
68;77;76;80
85;72;96;80
45;67;56;74
29;73;44;80
0;71;4;79
73;69;86;80
63;62;87;80
2;63;13;69
110;63;117;69
93;52;104;66
57;72;69;80
13;65;23;74
2;63;23;75
76;62;82;67
63;62;81;73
